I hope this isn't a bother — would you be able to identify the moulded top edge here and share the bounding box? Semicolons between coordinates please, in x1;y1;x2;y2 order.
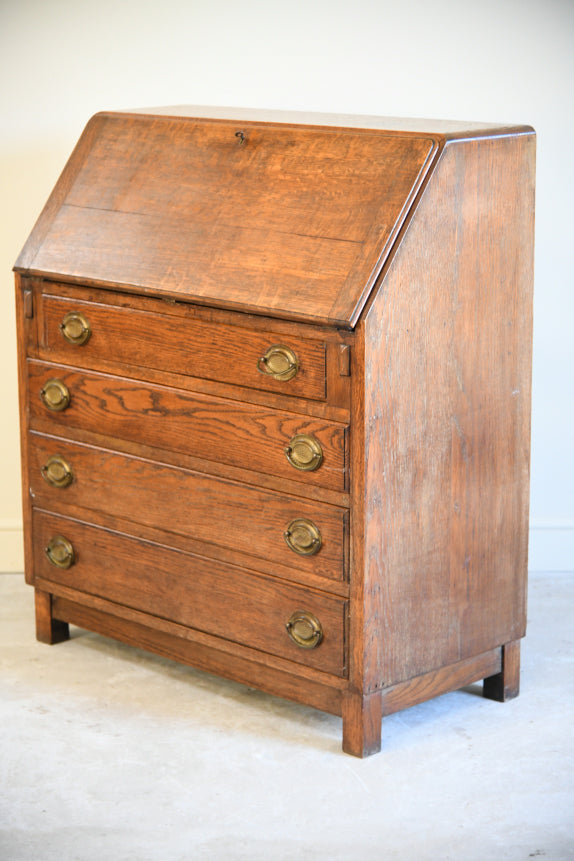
108;105;534;140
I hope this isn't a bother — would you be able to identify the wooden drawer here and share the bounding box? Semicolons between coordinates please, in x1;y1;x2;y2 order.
28;361;348;492
29;433;348;581
40;294;328;401
33;510;347;677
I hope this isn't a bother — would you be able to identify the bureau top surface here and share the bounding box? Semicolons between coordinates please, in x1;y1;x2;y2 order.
15;107;531;327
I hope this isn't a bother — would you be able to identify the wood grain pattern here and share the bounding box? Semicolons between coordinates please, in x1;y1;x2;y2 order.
380;648;501;717
15;114;107;272
342;691;383;757
356;132;535;690
40;576;347;689
121;105;531;139
16;113;438;327
40;293;328;401
16;111;535;756
29;433;348;581
49;593;344;716
33;510;347;677
35;279;353;419
33;505;351;598
28;361;348;491
28;420;350;512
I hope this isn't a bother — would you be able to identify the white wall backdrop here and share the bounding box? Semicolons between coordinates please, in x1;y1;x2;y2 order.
1;0;572;571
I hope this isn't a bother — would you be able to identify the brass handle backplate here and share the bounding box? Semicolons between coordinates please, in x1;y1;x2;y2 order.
257;344;299;381
45;535;75;569
286;610;323;649
60;311;91;345
285;434;323;472
41;455;73;488
284;518;322;556
40;379;71;412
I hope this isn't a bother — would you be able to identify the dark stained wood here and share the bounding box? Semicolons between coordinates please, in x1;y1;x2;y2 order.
50;593;344;715
16;113;438;327
40;293;328;401
16;110;535;756
35;588;69;644
28;361;348;492
29;433;348;582
33;510;347;677
483;639;521;701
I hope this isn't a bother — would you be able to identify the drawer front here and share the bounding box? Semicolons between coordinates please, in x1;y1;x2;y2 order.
40;295;327;401
33;510;347;677
29;434;347;581
28;361;347;492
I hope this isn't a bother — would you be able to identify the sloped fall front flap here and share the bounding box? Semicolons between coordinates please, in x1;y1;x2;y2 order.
16;111;438;327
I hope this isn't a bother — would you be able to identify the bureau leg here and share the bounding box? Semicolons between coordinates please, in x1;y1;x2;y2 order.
483;639;521;702
342;691;383;757
35;589;69;645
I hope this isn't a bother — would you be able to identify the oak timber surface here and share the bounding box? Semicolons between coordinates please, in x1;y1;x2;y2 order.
16;112;437;326
358;134;534;687
28;360;348;492
38;292;328;401
123;105;533;139
29;433;348;582
15;108;535;756
33;510;347;677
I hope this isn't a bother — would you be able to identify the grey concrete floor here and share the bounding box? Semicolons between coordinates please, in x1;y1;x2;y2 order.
1;571;573;861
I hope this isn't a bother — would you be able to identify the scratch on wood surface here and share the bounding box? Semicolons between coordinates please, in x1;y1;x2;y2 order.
453;415;470;463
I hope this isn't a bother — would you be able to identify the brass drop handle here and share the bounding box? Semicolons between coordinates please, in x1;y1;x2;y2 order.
257;344;299;381
41;455;74;488
40;379;71;412
286;610;323;649
285;434;323;472
45;535;75;569
60;311;91;345
284;518;322;556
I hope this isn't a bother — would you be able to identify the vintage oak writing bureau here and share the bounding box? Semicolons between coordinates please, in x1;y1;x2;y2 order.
15;107;535;756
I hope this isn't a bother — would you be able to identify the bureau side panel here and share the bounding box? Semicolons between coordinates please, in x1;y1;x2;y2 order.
360;132;535;687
